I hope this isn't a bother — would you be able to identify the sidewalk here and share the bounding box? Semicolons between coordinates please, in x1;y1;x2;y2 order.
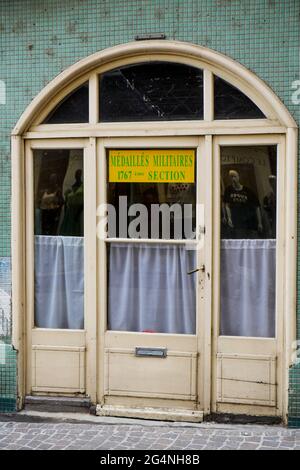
0;412;299;450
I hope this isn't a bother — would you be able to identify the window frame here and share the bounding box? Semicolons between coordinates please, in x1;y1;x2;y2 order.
27;55;284;133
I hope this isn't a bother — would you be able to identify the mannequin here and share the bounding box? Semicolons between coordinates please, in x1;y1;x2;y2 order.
263;174;276;238
59;169;84;236
38;173;64;235
223;169;262;239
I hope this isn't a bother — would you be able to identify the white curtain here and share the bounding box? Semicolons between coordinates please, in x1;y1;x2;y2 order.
34;236;84;329
220;239;276;337
34;237;276;337
108;243;196;334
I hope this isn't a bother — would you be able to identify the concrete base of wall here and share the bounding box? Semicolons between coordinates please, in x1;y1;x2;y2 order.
24;396;91;414
205;413;282;425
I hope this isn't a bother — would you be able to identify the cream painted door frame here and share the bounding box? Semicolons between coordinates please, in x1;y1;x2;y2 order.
24;138;97;400
212;134;286;418
21;132;290;422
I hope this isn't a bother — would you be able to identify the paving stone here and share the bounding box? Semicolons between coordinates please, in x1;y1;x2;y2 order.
261;440;280;446
244;437;262;443
185;444;204;449
36;443;54;450
0;420;299;450
167;446;187;450
259;446;280;450
191;439;209;445
239;443;260;450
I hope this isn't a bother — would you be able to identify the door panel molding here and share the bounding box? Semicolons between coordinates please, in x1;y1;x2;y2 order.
23;138;90;398
217;353;276;406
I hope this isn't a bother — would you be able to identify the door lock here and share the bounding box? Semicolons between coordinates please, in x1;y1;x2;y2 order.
187;264;205;275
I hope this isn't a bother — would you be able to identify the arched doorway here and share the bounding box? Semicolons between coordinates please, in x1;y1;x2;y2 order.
11;41;297;422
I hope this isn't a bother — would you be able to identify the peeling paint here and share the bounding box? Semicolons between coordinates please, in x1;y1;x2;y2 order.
66;21;77;34
45;48;54;57
79;34;89;43
12;20;24;33
154;8;165;20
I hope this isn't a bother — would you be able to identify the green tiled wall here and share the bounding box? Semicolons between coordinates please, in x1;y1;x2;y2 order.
0;0;299;420
0;342;17;413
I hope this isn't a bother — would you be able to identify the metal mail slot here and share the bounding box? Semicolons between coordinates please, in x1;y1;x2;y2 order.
135;347;167;358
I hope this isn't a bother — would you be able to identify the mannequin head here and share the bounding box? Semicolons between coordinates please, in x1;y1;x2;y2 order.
269;174;276;193
49;173;58;190
74;169;82;184
229;169;241;189
142;187;159;207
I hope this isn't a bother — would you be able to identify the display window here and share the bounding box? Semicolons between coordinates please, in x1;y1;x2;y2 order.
220;145;277;338
106;147;197;334
33;149;84;329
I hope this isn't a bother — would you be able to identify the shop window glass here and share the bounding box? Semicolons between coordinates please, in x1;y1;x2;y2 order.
220;145;277;337
106;148;197;334
106;148;196;239
99;62;203;122
33;149;84;329
214;76;265;119
43;83;89;124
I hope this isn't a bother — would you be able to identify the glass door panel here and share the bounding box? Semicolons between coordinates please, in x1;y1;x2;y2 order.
27;140;88;397
214;136;283;417
33;148;84;329
106;148;198;335
220;145;277;338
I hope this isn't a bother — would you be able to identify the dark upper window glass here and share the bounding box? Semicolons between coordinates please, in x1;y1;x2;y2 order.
43;82;89;124
99;62;204;122
34;149;84;237
214;76;265;119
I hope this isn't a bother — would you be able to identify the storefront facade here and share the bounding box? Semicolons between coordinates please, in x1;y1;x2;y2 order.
0;1;299;425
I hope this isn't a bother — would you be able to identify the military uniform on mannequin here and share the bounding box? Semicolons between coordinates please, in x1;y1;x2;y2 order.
223;169;263;239
263;174;276;238
59;169;84;236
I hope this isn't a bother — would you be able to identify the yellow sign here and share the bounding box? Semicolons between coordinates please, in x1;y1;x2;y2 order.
109;149;195;183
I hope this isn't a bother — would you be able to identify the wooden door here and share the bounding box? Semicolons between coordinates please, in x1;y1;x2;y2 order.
25;138;93;396
96;136;208;420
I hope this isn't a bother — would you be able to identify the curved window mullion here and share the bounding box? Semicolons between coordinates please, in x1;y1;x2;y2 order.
42;82;89;124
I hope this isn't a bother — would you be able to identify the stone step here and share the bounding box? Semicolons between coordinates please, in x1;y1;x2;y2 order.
96;404;204;423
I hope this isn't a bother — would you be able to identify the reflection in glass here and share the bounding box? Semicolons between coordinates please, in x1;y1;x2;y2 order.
220;146;277;338
100;62;203;122
106;149;196;240
106;147;197;334
214;76;265;119
43;82;89;124
222;168;263;240
34;149;84;329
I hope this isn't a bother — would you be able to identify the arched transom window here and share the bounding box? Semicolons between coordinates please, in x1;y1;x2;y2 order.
42;61;265;125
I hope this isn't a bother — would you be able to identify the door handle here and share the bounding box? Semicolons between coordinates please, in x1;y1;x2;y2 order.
187;264;205;275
